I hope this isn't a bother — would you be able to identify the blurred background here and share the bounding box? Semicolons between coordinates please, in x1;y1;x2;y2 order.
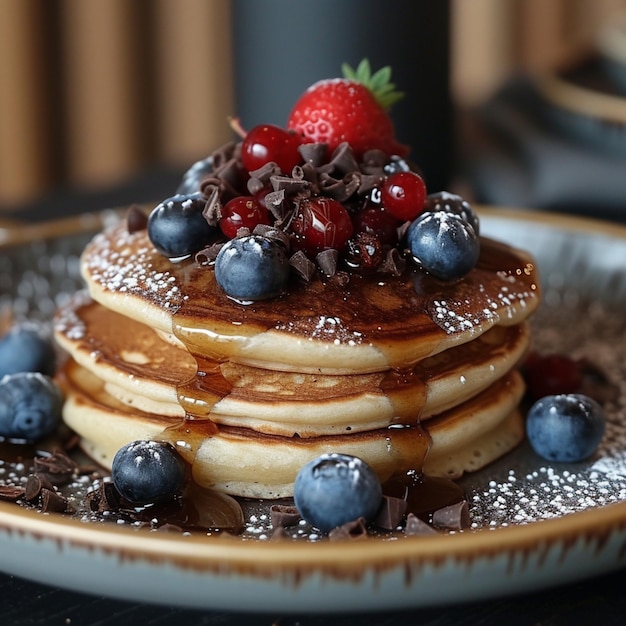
1;0;625;221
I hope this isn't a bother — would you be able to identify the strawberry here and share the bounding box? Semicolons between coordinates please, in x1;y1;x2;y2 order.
287;59;409;160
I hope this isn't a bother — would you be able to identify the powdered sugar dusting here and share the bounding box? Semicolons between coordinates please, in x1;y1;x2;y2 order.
84;226;184;311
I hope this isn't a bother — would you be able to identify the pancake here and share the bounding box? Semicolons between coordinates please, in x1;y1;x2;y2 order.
59;358;526;499
81;223;540;375
54;293;531;436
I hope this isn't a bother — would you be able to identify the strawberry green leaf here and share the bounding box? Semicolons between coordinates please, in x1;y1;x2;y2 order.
341;59;404;111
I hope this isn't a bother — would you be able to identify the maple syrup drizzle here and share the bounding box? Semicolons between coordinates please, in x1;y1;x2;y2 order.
84;227;539;530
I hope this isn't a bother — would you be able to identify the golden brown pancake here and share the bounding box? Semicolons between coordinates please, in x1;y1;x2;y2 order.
54;293;531;436
59;358;526;498
80;224;540;375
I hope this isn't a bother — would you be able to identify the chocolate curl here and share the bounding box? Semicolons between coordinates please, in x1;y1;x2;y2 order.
378;247;407;276
33;450;77;486
328;142;359;175
329;517;368;541
200;157;242;202
432;500;471;531
248;162;282;192
210;140;238;170
126;204;148;233
360;149;388;175
404;513;438;536
202;186;222;226
270;174;310;196
289;250;316;282
41;488;70;514
298;142;328;167
253;224;290;250
195;242;224;265
270;504;301;528
316;249;339;277
372;495;407;530
24;473;56;501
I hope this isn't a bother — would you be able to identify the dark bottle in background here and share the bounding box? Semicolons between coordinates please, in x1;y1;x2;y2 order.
231;0;451;192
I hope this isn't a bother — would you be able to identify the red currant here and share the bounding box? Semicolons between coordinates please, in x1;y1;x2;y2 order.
291;196;353;255
523;352;583;400
381;171;427;221
352;204;401;246
220;196;270;239
241;124;302;174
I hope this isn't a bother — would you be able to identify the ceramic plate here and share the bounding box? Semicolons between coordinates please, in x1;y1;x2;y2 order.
0;207;625;613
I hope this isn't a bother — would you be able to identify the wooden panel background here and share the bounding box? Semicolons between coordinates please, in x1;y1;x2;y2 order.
0;0;623;207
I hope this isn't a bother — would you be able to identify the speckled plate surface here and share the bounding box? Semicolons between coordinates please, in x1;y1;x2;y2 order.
0;207;625;613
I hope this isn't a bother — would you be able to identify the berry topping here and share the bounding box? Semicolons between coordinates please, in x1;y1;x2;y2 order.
293;453;382;532
148;193;218;258
425;191;480;235
214;234;290;301
526;394;605;462
406;210;480;281
0;372;63;441
352;204;401;246
381;171;427;221
111;440;186;504
291;196;354;255
0;322;56;378
219;196;271;239
241;123;302;174
524;352;583;400
287;59;408;159
344;232;384;271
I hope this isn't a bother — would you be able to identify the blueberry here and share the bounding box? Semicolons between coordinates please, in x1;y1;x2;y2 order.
111;440;187;504
0;372;63;441
425;191;480;235
293;453;382;532
176;156;213;195
147;193;217;258
214;235;290;301
526;394;606;462
0;323;56;378
406;210;480;281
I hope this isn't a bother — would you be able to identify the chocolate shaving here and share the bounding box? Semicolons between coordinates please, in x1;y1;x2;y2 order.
40;488;69;514
87;478;122;513
404;513;438;536
270;175;310;196
372;495;408;530
195;242;224;265
270;526;290;541
210;141;238;170
289;250;317;282
0;485;25;501
126;204;148;233
316;249;339;277
329;517;368;541
24;473;55;501
328;142;360;175
247;177;265;196
432;500;470;531
33;451;77;486
360;149;388;175
378;247;407;276
201;185;222;226
249;161;282;184
298;142;328;167
270;504;301;528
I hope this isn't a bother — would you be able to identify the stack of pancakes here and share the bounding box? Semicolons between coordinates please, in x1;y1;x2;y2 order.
54;220;540;498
